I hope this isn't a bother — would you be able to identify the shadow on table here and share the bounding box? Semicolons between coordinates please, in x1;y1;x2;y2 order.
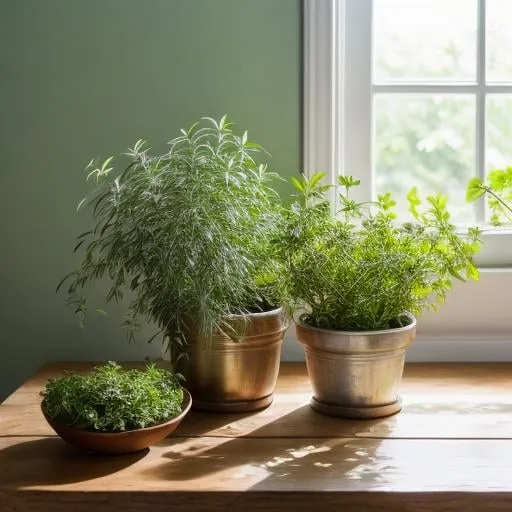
176;398;383;438
0;437;148;488
145;404;386;490
176;409;256;437
147;394;512;489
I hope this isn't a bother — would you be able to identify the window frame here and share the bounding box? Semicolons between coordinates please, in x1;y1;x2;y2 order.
304;0;512;267
301;0;512;362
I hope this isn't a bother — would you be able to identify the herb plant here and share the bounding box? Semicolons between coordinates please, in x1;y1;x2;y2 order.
278;173;481;331
58;116;284;351
42;362;184;432
466;167;512;225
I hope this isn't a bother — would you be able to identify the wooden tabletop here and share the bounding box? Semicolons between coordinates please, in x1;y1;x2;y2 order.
2;362;512;511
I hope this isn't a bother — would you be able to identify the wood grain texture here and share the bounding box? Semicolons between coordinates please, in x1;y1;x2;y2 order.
4;362;512;439
3;491;512;512
3;435;512;492
2;362;512;511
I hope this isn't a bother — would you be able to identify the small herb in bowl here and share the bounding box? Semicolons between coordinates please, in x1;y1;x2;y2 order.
41;362;184;432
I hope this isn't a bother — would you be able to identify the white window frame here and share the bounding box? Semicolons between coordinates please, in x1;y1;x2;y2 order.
304;0;512;267
301;0;512;362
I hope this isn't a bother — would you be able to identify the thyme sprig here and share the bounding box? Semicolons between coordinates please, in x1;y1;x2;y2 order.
42;362;183;432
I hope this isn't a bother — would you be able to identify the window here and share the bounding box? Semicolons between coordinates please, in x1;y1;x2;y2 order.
304;0;512;267
302;0;512;361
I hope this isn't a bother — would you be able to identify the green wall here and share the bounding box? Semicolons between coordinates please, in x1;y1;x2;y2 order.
0;0;301;400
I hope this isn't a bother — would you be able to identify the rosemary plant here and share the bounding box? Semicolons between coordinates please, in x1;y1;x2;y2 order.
58;117;284;351
278;173;481;331
466;167;512;225
42;362;183;432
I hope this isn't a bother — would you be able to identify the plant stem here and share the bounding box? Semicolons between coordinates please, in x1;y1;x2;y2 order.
485;186;512;216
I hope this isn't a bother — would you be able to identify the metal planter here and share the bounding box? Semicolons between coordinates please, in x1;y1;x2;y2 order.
177;307;287;413
295;313;416;419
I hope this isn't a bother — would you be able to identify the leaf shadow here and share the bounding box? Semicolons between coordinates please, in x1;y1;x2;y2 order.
144;404;387;490
0;437;148;488
176;409;256;437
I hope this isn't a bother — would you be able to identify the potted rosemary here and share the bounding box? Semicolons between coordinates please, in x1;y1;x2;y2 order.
278;173;481;419
41;362;190;454
59;117;287;412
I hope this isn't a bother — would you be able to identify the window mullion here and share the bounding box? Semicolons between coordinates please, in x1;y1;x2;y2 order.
475;0;487;224
374;83;512;94
373;84;479;94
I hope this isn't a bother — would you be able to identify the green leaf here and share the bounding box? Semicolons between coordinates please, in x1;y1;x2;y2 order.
76;230;93;240
465;177;486;202
86;168;99;182
309;171;327;188
146;330;163;344
406;187;421;218
377;192;396;211
132;139;147;154
338;175;361;189
291;176;305;192
201;116;219;130
56;271;77;293
73;239;86;253
101;156;114;172
488;167;512;191
76;197;88;212
466;263;479;281
85;158;96;170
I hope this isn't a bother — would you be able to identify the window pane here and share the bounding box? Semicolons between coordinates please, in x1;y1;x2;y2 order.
487;0;512;82
487;95;512;170
374;0;477;81
374;95;476;223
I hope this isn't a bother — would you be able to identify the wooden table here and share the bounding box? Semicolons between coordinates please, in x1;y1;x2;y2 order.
2;362;512;511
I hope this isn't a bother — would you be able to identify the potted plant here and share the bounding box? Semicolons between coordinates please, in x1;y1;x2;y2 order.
41;361;191;454
277;172;481;419
466;167;512;224
58;116;287;413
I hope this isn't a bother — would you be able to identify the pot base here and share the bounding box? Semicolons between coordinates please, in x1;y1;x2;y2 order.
192;393;274;413
310;396;402;419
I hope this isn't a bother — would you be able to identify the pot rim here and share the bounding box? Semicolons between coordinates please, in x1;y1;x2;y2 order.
41;388;192;437
294;311;416;336
224;306;284;320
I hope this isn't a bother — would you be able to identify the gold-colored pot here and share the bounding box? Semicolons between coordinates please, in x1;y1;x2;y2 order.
177;307;287;413
295;313;416;419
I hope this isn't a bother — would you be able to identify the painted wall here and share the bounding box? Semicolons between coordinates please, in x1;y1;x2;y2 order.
0;0;301;400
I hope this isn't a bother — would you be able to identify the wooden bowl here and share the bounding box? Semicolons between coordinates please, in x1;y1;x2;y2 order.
42;389;192;454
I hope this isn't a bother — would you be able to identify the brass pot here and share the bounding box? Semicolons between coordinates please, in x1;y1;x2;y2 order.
176;307;287;413
295;313;416;419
